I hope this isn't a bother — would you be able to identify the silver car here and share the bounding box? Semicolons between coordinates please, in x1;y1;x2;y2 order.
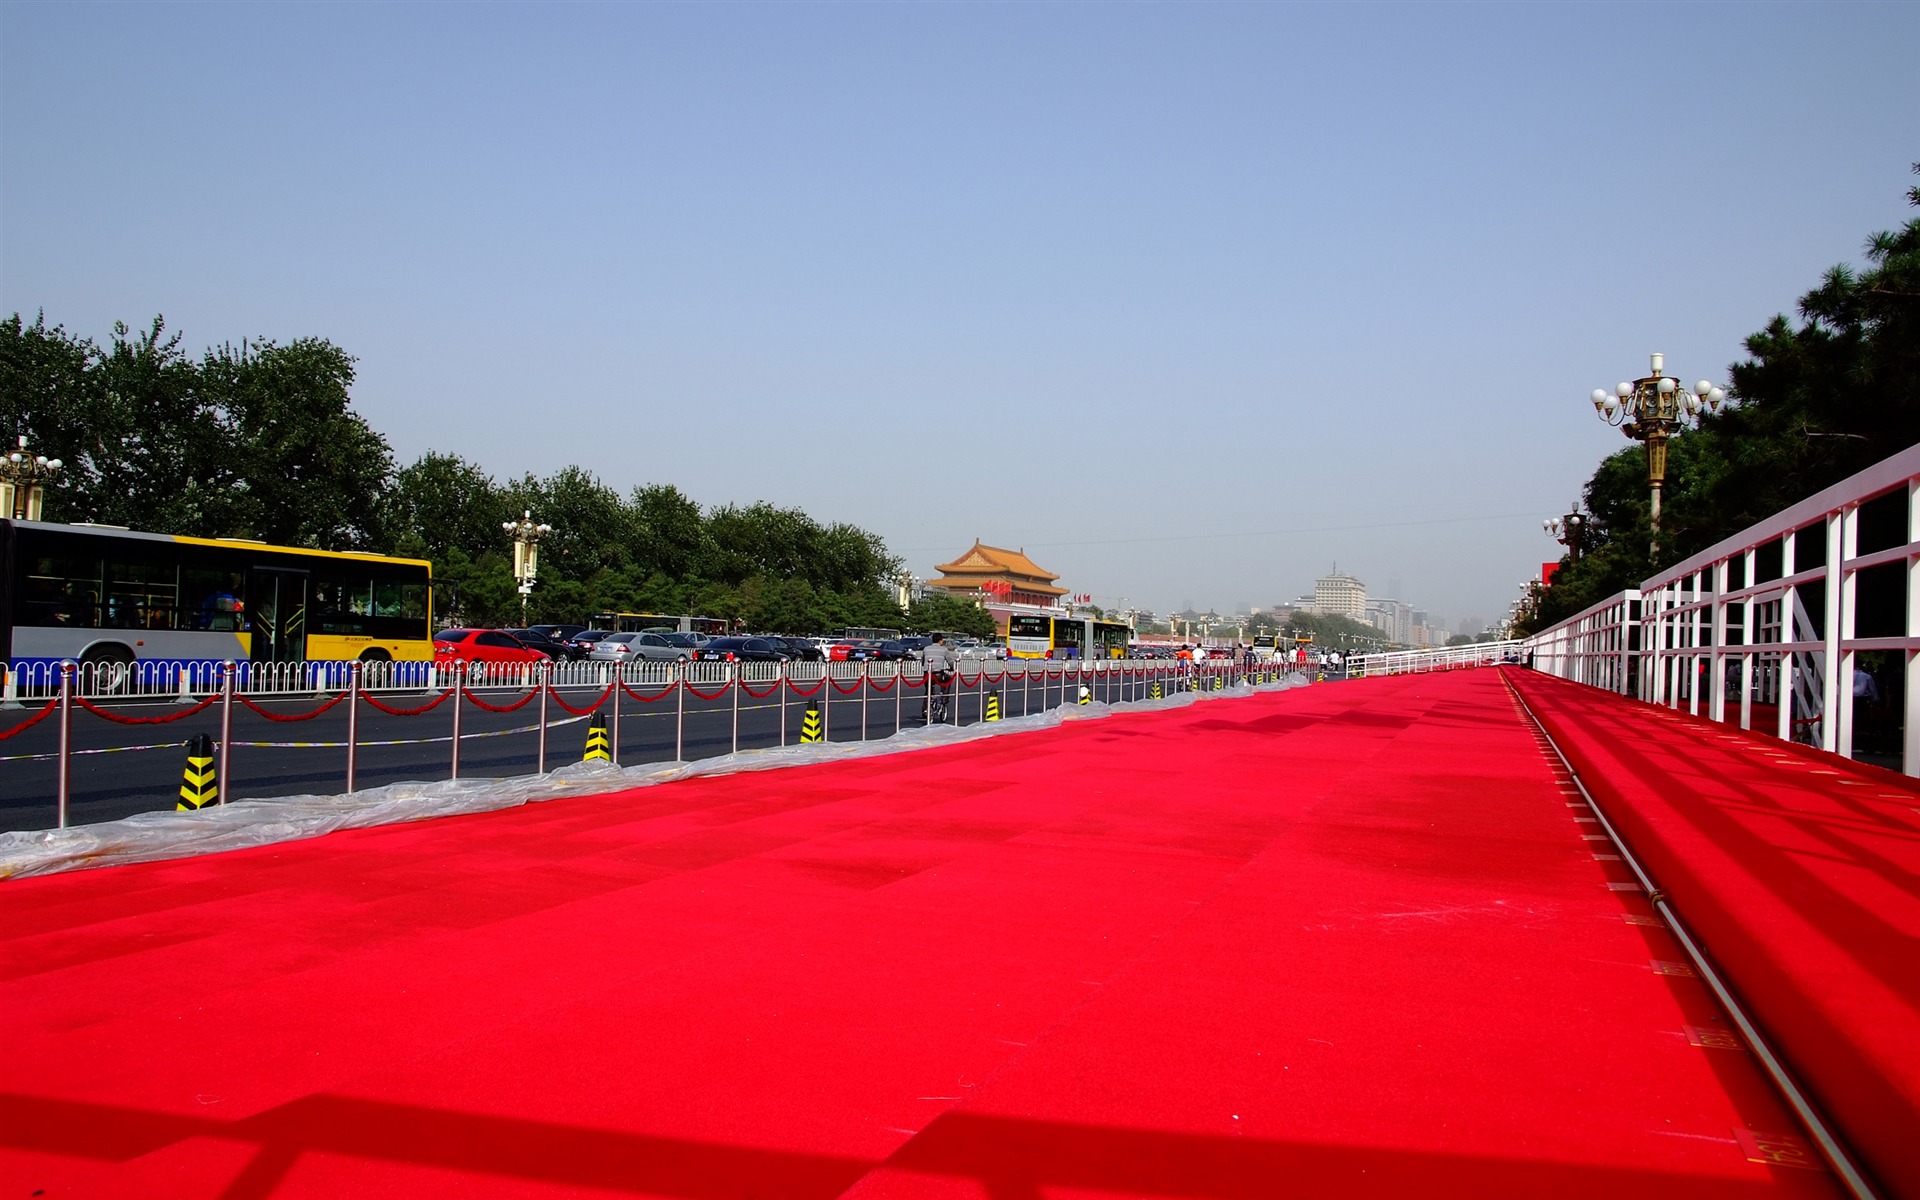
588;632;689;663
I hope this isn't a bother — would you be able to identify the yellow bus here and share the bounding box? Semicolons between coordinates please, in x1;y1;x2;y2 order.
589;611;729;635
1006;614;1132;659
3;518;433;671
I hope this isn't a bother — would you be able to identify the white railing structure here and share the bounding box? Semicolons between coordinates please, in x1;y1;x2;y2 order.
1347;639;1524;678
1525;441;1920;774
1524;590;1642;695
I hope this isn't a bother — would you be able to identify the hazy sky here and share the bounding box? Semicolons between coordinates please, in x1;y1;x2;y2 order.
4;3;1916;628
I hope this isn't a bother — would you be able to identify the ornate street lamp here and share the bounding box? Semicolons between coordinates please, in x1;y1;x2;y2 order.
1590;353;1725;538
502;510;552;623
1;435;62;520
1543;506;1588;563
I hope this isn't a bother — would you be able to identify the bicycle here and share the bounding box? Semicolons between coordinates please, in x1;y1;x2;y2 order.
918;669;954;724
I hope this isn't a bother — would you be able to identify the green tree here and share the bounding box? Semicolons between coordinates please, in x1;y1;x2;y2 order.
0;312;100;518
906;593;996;639
1282;611;1382;650
387;452;510;562
199;336;393;548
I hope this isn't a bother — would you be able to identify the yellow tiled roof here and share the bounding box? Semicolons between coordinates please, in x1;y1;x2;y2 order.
932;540;1060;582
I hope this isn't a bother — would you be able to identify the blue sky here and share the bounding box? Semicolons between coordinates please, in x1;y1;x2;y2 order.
3;2;1916;629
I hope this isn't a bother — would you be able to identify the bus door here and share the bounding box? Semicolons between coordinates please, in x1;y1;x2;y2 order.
248;568;309;663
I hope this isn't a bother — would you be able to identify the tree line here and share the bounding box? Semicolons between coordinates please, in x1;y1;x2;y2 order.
0;314;993;637
1526;164;1920;633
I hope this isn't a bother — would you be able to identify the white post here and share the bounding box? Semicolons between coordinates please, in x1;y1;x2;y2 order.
1836;505;1858;758
1907;482;1920;775
1741;551;1756;731
1823;514;1844;753
1779;531;1797;743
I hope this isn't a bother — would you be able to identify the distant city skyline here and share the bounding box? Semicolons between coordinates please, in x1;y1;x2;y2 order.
4;4;1915;622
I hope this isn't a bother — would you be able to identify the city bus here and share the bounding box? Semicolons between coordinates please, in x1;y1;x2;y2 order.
589;611;729;635
1;518;434;672
1006;614;1133;659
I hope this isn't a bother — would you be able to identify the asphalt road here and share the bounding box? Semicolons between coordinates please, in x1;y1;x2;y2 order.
1;665;1211;832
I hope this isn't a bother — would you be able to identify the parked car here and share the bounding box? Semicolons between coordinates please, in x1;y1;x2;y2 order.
433;628;549;665
527;623;587;645
762;635;823;662
873;636;933;661
504;628;574;660
588;632;689;663
565;629;618;657
694;636;793;663
661;632;712;653
821;639;873;662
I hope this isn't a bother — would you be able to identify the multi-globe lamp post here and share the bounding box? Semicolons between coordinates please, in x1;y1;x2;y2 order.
1544;507;1588;563
503;510;553;624
1;435;62;520
1590;353;1725;544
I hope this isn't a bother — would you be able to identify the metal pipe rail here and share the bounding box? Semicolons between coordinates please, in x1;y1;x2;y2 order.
7;657;1301;829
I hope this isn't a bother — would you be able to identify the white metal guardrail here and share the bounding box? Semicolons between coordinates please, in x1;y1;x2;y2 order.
1346;640;1525;678
1525;590;1642;695
1523;440;1920;774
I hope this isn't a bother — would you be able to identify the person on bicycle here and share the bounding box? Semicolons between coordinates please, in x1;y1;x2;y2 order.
919;632;958;721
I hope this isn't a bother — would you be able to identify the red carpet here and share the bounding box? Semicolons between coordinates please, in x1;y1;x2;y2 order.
1508;667;1920;1200
1;672;1842;1198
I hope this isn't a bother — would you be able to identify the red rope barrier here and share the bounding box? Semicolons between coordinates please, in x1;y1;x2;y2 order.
464;688;539;714
956;671;981;687
74;693;220;725
236;691;349;722
620;678;679;703
785;678;824;698
738;679;782;699
545;680;617;716
866;674;898;693
0;697;59;741
982;670;1006;684
684;680;731;701
361;689;456;717
828;675;865;695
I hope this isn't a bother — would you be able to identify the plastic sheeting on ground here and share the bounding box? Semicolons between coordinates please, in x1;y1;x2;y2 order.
0;674;1308;880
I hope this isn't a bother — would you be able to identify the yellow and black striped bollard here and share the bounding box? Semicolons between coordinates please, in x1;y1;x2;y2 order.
801;704;824;743
583;718;611;763
1149;681;1162;699
985;693;1001;722
178;733;217;811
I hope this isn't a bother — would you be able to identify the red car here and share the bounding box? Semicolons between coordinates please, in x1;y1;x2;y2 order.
433;628;549;664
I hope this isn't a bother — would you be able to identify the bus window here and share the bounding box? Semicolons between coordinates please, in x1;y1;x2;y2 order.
104;560;178;630
21;554;102;628
182;567;248;632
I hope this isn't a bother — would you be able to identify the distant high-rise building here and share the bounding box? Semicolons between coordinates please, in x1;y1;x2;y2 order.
1313;570;1367;620
1365;598;1413;644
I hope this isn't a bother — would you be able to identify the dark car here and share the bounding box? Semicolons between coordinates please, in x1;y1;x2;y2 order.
873;636;933;661
564;629;618;657
761;636;823;662
528;623;587;645
694;636;793;663
505;628;573;660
